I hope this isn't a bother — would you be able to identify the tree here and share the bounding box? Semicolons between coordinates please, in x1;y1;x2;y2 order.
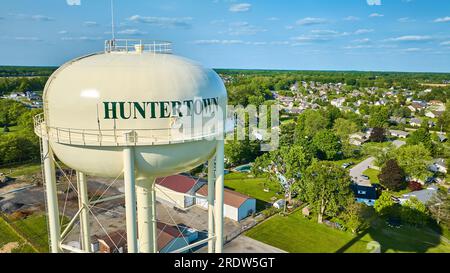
369;127;386;143
279;121;295;146
374;191;396;216
299;161;352;223
428;190;450;229
407;128;434;153
295;110;329;138
437;102;450;133
401;197;429;227
378;159;406;191
394;144;432;182
3;125;9;133
312;129;342;160
333;118;359;140
368;106;389;128
254;145;312;206
225;138;261;167
341;200;368;233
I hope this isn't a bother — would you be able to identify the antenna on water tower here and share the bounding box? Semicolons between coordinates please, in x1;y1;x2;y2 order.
110;0;115;41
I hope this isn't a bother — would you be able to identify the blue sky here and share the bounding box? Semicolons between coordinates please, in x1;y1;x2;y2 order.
0;0;450;72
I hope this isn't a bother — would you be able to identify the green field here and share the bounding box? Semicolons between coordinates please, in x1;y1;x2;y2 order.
245;211;450;253
224;172;282;211
0;162;41;178
0;217;36;253
11;214;49;252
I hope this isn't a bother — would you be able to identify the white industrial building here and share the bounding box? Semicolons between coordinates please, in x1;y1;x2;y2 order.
196;185;256;222
155;175;205;209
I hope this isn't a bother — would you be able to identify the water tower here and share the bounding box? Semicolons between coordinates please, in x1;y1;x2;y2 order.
34;39;227;253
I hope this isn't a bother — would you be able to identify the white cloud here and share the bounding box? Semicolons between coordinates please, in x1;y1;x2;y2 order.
117;29;147;36
296;17;328;26
127;15;193;28
14;36;42;41
344;16;360;21
61;36;103;41
227;21;266;36
83;21;98;27
434;17;450;23
398;17;416;23
440;41;450;46
11;13;54;21
353;29;374;35
229;3;252;13
344;45;373;49
367;0;381;5
369;13;384;18
192;39;243;45
267;17;279;21
401;47;422;52
386;35;432;42
58;30;68;34
353;38;371;43
66;0;81;5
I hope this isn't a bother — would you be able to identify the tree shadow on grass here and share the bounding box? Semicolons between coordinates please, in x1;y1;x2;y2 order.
336;207;444;253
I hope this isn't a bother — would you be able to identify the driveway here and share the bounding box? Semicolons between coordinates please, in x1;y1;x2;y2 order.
350;157;375;186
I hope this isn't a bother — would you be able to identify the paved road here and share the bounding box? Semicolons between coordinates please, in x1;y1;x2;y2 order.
197;235;287;253
349;157;375;186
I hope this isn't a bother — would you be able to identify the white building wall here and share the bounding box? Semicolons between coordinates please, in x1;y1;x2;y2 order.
195;195;256;222
156;185;187;208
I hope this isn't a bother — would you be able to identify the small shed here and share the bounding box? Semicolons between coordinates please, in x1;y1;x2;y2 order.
302;206;310;217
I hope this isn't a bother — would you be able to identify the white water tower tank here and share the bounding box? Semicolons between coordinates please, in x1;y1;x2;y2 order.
39;40;227;179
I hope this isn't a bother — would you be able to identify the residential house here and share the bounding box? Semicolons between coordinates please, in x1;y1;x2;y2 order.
429;159;447;174
330;97;346;108
351;184;378;207
349;132;369;146
399;185;438;205
389;130;409;139
409;118;422;127
196;185;256;222
91;223;198;253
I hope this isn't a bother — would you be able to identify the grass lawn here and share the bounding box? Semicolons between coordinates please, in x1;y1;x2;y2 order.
11;214;49;253
0;162;41;178
1;125;20;135
363;168;380;184
245;210;450;253
0;217;36;253
224;172;282;211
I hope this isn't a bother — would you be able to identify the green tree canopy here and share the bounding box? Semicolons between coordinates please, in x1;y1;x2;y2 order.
378;159;406;191
393;144;432;181
299;161;352;223
312;129;342;160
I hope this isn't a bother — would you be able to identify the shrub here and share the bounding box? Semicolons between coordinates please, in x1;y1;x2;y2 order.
408;181;423;192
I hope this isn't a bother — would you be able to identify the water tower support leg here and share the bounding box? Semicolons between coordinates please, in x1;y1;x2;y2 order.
123;147;138;253
42;139;61;253
207;156;216;253
76;171;90;252
214;140;225;253
136;178;157;253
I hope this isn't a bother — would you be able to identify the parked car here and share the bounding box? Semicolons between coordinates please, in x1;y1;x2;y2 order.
341;162;354;169
361;175;370;180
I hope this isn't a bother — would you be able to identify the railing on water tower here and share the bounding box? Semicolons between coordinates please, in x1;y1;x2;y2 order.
104;39;172;54
34;113;220;147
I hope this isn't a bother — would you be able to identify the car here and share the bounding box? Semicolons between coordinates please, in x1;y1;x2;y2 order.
341;162;354;169
361;175;370;180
